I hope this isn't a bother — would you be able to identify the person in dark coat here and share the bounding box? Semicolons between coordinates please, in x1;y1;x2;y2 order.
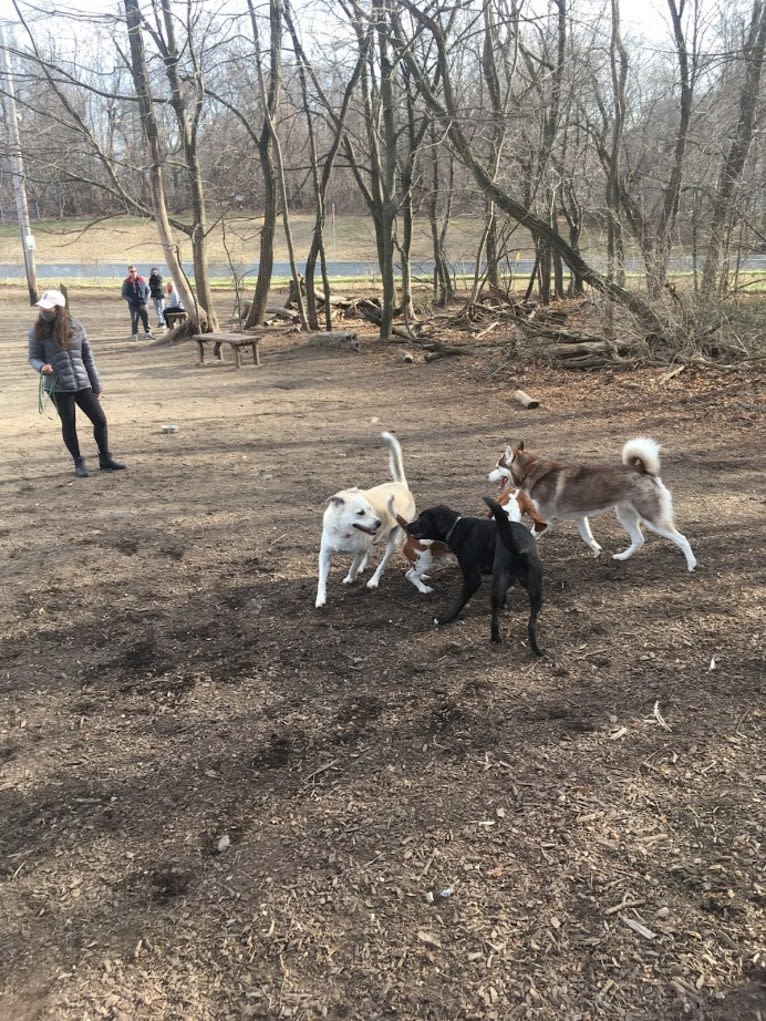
120;265;153;341
28;289;126;477
148;267;165;327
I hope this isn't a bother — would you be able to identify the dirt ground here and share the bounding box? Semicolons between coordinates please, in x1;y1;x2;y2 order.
1;286;764;1021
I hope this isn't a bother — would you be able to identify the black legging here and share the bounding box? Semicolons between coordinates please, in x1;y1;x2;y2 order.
52;388;108;460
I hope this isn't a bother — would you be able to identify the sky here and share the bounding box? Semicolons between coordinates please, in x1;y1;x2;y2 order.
5;0;676;39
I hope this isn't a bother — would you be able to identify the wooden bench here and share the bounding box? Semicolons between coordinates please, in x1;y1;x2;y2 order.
193;331;265;369
164;309;188;329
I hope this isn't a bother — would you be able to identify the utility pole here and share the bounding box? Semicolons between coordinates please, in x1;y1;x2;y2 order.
0;21;38;305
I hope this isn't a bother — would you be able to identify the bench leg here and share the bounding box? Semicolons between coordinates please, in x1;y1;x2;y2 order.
234;344;243;369
253;342;260;366
197;340;205;364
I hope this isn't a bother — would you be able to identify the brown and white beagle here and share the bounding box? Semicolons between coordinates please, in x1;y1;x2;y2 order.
396;485;548;594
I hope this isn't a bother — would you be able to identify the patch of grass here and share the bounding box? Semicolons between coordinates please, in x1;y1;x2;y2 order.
0;214;442;266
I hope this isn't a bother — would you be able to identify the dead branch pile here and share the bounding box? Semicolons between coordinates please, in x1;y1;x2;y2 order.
330;292;638;367
447;297;643;369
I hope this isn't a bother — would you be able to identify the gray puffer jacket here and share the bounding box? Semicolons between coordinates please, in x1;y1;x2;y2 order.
28;317;103;395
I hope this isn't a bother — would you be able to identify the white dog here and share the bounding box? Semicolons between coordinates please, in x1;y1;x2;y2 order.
315;432;417;607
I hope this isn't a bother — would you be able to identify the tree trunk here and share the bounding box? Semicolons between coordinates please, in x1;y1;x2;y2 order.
340;0;400;340
123;0;207;328
158;2;218;330
426;121;455;306
243;0;280;327
701;1;766;295
395;2;673;342
0;23;38;305
285;0;366;331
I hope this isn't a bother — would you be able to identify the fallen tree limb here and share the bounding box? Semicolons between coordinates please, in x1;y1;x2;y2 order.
353;299;418;340
475;320;500;339
423;342;468;362
518;319;613;345
512;389;540;409
553;340;619;359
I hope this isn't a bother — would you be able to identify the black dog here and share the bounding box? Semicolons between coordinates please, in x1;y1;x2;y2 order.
406;499;543;654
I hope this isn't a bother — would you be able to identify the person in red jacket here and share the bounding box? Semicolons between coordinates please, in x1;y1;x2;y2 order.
120;265;153;341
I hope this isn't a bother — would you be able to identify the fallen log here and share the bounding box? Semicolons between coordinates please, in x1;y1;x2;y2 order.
424;342;467;362
659;364;686;384
511;389;540;409
552;340;618;360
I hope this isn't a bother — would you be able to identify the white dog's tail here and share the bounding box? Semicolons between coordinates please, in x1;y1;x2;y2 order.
622;436;661;476
381;431;408;486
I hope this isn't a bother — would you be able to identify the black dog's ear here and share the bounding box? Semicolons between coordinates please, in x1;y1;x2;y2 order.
483;496;500;514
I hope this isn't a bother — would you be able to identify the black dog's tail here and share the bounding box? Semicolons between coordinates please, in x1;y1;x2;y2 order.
484;496;525;555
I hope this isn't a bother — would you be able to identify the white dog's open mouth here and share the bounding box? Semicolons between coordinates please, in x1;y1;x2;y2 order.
353;523;378;535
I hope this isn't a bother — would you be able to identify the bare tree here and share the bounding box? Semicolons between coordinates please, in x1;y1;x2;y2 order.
244;0;292;328
123;0;209;326
701;0;766;294
470;0;519;303
337;0;404;340
6;3;153;219
604;0;629;288
605;0;699;297
7;0;766;354
534;0;568;302
283;0;365;330
126;0;222;329
393;1;670;335
6;0;221;330
391;66;426;323
0;20;38;304
424;119;456;306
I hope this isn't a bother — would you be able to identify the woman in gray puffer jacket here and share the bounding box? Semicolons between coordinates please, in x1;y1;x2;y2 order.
28;289;125;477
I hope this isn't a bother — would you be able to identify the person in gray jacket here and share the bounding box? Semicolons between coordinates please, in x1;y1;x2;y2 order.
28;289;125;477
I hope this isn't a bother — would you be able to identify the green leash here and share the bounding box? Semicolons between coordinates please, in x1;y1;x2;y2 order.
38;372;57;415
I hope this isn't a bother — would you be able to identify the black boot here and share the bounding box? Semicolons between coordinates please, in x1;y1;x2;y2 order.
74;457;89;477
99;452;126;471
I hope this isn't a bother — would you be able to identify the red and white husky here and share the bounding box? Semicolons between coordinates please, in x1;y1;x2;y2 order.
491;437;697;571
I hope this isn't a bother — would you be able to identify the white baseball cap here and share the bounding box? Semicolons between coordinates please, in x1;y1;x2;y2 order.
36;289;67;310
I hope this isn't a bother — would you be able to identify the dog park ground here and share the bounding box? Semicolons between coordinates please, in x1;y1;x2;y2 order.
1;285;764;1020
